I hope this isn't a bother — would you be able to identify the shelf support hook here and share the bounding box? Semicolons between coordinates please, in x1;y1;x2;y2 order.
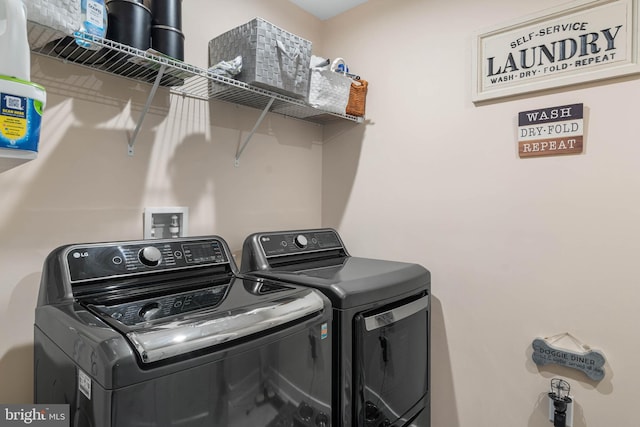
234;96;275;166
128;64;167;156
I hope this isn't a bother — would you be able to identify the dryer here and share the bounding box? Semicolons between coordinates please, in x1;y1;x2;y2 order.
241;228;430;427
34;235;332;427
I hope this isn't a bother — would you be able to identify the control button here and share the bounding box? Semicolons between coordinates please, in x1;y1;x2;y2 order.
174;251;183;259
281;240;287;247
112;256;123;265
294;234;308;248
311;238;318;244
139;246;162;267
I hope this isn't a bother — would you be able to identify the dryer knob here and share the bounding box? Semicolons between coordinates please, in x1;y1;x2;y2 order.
294;234;308;249
139;246;162;266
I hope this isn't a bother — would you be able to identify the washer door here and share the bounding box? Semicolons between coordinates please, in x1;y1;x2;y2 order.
353;293;430;427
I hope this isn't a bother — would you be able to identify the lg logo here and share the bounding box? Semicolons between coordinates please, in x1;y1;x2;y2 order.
72;252;89;259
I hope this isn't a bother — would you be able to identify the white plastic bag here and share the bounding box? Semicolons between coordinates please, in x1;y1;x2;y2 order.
308;56;351;114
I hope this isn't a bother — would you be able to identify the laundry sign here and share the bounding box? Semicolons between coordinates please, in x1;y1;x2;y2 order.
518;103;584;158
472;0;640;101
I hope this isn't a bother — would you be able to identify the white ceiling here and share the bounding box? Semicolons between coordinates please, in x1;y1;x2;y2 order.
287;0;369;20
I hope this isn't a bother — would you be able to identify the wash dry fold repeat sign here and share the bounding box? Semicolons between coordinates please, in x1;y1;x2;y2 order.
518;103;584;158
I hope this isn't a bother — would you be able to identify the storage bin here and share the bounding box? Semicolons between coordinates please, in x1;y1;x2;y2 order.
208;18;312;99
307;56;352;115
25;0;80;40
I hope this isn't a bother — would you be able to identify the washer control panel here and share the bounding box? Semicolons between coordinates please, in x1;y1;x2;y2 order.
259;229;343;257
66;238;228;283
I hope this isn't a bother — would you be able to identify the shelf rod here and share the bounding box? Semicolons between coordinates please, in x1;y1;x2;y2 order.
128;64;167;156
234;96;275;166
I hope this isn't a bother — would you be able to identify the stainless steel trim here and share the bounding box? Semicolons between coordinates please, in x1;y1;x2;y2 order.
127;289;325;363
364;294;429;331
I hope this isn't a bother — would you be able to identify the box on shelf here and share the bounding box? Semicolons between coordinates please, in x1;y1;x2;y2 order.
208;17;312;99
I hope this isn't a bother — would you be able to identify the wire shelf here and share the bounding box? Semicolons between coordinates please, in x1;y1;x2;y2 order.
27;22;364;125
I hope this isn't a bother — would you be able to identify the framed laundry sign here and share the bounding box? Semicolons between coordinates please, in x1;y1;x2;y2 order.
472;0;640;102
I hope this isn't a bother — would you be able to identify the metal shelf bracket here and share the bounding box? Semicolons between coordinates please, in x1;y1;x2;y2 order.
234;96;275;167
127;64;167;156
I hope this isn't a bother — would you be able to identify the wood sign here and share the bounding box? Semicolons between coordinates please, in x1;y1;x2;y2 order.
532;334;606;381
472;0;640;101
518;103;584;157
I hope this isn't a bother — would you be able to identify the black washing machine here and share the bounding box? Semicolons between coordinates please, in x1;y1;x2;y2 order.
241;228;430;427
34;235;332;427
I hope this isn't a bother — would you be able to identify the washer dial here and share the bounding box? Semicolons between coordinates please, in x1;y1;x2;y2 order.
294;234;308;248
139;246;162;267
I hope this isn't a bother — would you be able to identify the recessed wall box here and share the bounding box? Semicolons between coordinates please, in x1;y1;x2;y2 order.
143;207;189;239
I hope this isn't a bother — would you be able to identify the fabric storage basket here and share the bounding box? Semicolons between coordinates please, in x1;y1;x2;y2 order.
25;0;80;35
208;17;312;99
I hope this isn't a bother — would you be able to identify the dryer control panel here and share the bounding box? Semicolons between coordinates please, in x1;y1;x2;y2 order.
259;229;343;257
65;238;229;283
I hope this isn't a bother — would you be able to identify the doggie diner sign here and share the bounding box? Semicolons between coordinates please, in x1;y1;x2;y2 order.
532;336;606;381
472;0;640;101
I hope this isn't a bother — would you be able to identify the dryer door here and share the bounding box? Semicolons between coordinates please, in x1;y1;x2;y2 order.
353;293;430;427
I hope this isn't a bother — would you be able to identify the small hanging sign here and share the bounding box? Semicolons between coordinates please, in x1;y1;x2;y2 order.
532;333;605;381
518;103;584;158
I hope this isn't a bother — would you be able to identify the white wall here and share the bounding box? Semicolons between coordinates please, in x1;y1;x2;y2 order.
0;0;324;403
322;0;639;426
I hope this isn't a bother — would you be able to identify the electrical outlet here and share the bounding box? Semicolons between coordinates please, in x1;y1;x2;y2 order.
548;395;573;427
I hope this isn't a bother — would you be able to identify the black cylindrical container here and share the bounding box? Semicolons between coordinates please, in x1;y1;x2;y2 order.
149;0;182;30
106;0;152;50
151;25;184;60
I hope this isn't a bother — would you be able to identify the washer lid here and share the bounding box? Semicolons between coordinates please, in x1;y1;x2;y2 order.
250;257;430;308
123;288;325;363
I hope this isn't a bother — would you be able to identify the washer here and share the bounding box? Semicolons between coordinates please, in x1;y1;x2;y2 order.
34;235;332;427
241;228;431;427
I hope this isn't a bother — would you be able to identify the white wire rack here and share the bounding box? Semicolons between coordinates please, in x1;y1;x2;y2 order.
27;22;363;125
27;22;363;160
